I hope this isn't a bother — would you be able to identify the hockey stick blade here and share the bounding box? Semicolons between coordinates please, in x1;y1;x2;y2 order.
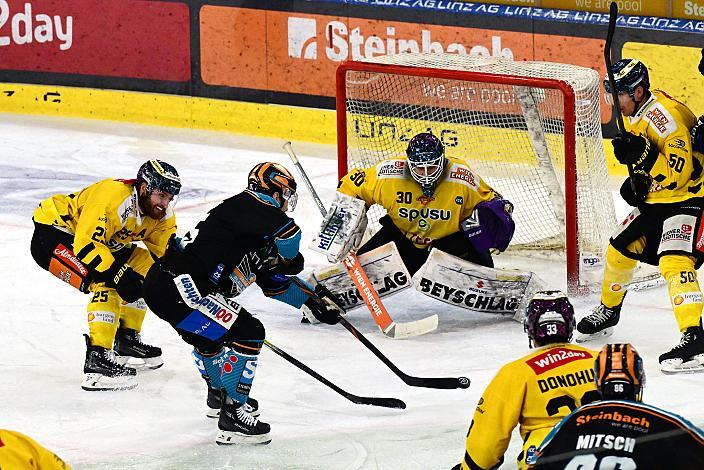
341;252;439;339
339;317;470;390
313;277;439;339
264;340;406;409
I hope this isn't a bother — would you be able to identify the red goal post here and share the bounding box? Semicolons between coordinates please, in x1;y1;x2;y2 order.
335;55;617;295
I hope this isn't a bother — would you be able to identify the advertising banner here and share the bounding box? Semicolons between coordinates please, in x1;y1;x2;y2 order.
0;0;190;81
200;7;607;121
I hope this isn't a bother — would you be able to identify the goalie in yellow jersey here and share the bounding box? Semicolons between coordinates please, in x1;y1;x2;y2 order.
336;132;515;275
453;291;599;470
576;58;704;374
30;160;180;391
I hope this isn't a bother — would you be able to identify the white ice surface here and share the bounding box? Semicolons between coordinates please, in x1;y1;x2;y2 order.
0;114;702;469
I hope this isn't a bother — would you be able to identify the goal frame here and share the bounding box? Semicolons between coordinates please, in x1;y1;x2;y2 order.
335;60;582;293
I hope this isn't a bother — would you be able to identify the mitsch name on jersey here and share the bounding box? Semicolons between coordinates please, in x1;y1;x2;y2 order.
417;277;518;312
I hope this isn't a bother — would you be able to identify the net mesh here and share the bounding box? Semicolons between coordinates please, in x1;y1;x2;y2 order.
339;54;616;286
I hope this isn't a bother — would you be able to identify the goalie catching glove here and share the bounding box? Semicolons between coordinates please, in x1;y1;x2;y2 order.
461;197;515;253
301;284;344;325
310;192;368;263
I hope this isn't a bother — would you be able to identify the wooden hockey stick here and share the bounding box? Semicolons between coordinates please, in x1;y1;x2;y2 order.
283;141;439;339
263;340;406;408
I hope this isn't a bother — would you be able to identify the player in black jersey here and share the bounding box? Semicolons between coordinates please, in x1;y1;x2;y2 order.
142;162;343;445
531;343;704;469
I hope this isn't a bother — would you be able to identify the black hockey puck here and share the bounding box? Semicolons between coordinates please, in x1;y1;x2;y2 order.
458;377;471;389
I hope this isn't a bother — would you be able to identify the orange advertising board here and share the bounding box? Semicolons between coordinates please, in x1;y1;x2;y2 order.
200;8;607;122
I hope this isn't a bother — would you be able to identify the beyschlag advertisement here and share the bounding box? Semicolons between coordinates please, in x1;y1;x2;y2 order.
0;0;190;82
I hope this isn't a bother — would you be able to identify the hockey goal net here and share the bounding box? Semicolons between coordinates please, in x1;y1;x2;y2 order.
336;54;617;294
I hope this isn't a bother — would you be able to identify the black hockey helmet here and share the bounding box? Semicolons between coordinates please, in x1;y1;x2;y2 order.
247;162;298;210
406;132;446;197
136;160;181;196
604;58;650;99
594;343;645;402
524;290;575;347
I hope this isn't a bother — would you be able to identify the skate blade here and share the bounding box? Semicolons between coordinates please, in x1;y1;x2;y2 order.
206;408;220;419
660;355;704;374
115;355;164;371
575;327;614;343
81;373;138;391
215;430;271;445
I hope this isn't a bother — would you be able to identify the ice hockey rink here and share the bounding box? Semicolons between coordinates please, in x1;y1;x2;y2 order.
1;114;703;469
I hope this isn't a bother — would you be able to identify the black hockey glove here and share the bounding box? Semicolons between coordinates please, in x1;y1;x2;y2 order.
612;131;659;172
302;295;342;325
692;116;704;154
278;252;304;275
620;173;652;207
108;263;144;303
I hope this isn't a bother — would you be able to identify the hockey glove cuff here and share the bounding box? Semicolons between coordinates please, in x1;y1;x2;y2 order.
620;173;652;207
612;131;659;172
278;252;304;275
109;263;144;303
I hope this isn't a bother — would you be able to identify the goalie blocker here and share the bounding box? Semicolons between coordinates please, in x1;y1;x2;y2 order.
310;192;367;264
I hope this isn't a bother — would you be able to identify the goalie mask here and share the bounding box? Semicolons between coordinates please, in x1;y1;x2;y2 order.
604;58;650;106
524;290;575;347
248;162;298;211
406;132;446;197
594;343;645;402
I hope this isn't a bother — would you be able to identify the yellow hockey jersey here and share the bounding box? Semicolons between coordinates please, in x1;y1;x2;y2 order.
458;343;598;470
0;429;69;469
626;89;704;203
33;179;176;274
338;157;497;248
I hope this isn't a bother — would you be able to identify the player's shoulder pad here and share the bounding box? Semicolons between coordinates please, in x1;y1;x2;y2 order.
445;158;480;189
641;91;678;137
373;158;406;179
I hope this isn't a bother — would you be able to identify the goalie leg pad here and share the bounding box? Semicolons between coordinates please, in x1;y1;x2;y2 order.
412;248;546;322
310;242;412;311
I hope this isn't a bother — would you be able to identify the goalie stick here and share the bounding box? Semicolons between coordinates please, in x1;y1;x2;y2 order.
282;141;438;339
263;340;406;409
301;278;470;390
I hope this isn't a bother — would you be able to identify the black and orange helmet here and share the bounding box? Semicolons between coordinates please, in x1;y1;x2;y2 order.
594;343;645;402
247;162;297;210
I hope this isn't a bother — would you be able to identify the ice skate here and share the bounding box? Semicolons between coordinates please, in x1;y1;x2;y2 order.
82;334;137;391
205;381;259;419
114;328;164;371
659;325;704;374
575;304;621;343
216;396;270;445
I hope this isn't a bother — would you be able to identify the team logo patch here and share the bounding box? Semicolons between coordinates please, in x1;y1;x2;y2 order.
646;108;670;134
610;283;622;292
672;292;702;306
417;195;435;206
455;196;463;204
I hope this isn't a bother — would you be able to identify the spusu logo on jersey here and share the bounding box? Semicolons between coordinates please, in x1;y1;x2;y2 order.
527;347;592;374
